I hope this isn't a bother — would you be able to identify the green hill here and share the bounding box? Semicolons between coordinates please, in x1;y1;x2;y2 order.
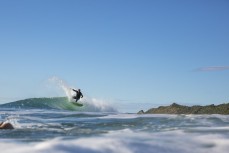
138;103;229;114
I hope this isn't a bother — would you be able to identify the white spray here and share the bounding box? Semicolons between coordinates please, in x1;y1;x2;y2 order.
48;76;74;101
48;76;117;112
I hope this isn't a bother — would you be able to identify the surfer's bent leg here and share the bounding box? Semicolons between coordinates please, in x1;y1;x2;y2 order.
75;98;79;102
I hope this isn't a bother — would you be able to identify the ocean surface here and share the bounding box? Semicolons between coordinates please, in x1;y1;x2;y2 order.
1;97;229;153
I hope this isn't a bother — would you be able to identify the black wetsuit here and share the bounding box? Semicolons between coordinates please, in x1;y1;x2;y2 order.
72;89;83;102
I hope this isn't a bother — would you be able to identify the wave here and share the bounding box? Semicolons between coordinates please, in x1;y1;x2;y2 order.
0;77;117;112
0;97;117;112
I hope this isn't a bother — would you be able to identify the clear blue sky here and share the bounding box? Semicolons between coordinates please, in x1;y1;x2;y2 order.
0;0;229;110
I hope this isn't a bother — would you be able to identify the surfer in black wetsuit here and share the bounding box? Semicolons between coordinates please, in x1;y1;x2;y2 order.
72;89;83;102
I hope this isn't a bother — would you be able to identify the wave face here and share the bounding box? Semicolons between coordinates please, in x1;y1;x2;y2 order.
0;97;116;112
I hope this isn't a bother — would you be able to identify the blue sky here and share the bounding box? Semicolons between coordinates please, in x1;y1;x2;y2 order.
0;0;229;111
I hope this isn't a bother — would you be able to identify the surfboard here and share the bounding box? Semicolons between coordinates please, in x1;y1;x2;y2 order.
71;102;83;107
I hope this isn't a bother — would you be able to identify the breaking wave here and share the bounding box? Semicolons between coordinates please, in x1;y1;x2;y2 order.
0;76;117;112
0;97;116;112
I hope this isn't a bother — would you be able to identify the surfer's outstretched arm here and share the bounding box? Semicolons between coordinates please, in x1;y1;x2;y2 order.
72;89;78;93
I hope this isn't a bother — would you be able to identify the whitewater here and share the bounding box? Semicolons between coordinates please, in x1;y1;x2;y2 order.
1;78;229;153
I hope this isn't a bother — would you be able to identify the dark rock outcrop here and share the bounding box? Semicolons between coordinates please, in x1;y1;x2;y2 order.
0;122;14;129
137;110;145;114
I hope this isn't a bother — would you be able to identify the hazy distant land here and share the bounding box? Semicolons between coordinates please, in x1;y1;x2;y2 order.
138;103;229;114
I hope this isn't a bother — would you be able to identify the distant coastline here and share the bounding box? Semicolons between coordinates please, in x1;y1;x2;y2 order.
138;103;229;114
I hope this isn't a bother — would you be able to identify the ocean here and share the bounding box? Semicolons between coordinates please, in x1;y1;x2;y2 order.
0;97;229;153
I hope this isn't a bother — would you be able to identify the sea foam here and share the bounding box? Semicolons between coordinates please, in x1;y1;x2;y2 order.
1;129;229;153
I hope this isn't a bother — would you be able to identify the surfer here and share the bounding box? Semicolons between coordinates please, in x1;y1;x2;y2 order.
0;121;14;129
72;89;83;102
